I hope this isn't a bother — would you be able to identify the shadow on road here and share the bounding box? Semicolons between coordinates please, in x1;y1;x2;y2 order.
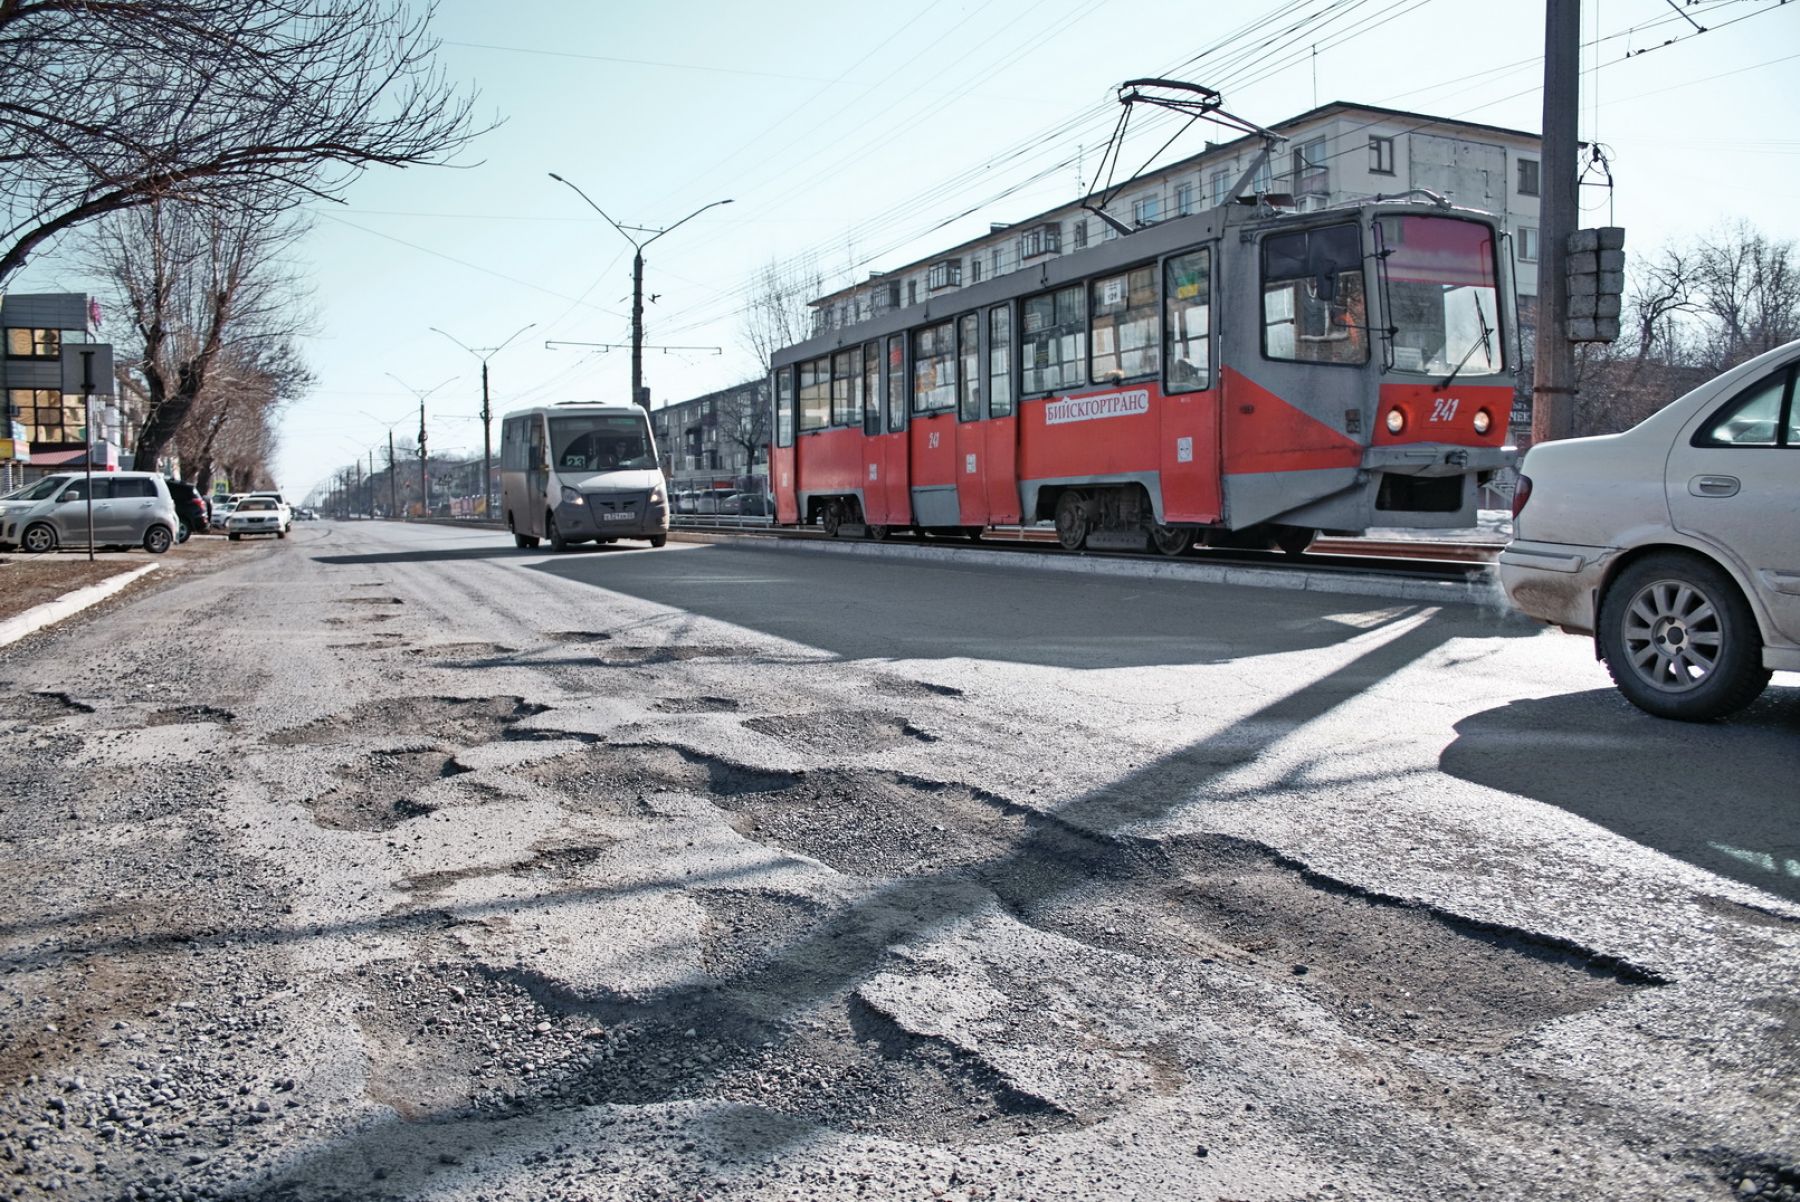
1439;685;1800;902
311;543;654;567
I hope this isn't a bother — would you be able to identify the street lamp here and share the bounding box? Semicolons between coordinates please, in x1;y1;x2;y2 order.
384;373;456;518
430;322;535;520
547;173;731;411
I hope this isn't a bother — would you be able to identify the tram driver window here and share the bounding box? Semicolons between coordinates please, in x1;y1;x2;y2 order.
1021;285;1085;395
1261;224;1367;366
1090;266;1157;385
1163;249;1212;393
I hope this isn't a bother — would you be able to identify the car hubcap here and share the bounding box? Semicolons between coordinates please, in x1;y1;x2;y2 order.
1623;579;1722;693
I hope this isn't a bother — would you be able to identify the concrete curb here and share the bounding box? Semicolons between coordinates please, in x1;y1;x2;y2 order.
0;562;160;648
670;530;1506;608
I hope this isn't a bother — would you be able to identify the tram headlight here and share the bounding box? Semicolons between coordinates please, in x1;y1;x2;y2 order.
1472;408;1492;436
1385;408;1406;435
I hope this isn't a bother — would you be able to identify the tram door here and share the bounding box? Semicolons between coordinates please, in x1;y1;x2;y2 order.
983;304;1022;523
908;321;961;528
953;313;989;527
1157;247;1223;523
772;368;799;525
880;335;911;524
857;342;888;524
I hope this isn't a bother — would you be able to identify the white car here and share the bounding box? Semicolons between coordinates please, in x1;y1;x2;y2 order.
225;496;289;540
1499;338;1799;720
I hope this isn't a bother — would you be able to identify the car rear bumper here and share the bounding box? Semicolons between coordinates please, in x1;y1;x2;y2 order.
1497;539;1617;634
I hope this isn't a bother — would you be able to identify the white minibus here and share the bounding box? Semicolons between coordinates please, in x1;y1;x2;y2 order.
498;403;669;550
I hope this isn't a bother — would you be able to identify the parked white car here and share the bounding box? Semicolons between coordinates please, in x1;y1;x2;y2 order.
1499;338;1800;720
225;496;289;540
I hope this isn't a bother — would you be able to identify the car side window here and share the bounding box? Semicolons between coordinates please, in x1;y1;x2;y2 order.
1694;370;1790;448
115;478;156;498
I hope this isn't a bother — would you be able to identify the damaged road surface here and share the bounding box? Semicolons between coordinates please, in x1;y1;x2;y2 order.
1;520;1796;1202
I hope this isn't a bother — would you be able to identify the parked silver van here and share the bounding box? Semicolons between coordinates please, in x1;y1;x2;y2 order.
0;471;180;554
498;404;669;551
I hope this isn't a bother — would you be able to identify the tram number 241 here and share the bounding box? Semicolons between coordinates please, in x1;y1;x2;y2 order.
1429;397;1462;423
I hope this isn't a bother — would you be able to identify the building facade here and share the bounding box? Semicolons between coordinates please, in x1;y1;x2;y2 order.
1;292;125;492
810;101;1542;334
649;378;769;497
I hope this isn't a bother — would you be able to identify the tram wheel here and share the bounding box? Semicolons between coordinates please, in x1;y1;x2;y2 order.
1054;492;1089;551
1149;525;1194;557
821;501;843;538
963;526;983;542
866;523;890;541
1272;526;1315;557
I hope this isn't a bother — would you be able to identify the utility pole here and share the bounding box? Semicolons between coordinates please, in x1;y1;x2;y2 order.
368;449;375;520
1532;0;1581;445
548;173;732;411
385;373;455;520
388;431;397;518
431;323;534;519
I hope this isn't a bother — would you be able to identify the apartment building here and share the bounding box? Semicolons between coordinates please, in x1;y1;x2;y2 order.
0;292;124;492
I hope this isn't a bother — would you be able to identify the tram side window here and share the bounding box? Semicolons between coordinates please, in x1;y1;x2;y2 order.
913;322;956;413
988;306;1013;418
798;357;831;431
1164;249;1212;393
831;349;859;426
886;336;907;431
957;313;981;421
1261;224;1367;366
1021;285;1085;395
863;341;881;435
775;370;795;446
1090;266;1157;384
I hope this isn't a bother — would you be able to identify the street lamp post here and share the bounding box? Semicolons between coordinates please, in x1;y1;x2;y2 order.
384;374;455;518
547;173;731;411
430;322;535;520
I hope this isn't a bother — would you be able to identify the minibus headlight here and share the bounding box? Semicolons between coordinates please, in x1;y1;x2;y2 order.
1385;408;1406;435
649;485;666;505
560;486;584;506
1472;408;1492;435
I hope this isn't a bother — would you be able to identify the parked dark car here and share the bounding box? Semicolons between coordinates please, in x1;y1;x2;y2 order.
164;479;209;543
721;491;772;517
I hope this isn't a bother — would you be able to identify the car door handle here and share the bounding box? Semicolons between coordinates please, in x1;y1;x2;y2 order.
1689;475;1741;498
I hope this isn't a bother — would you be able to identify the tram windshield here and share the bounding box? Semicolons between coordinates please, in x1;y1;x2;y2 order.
1378;215;1503;378
548;414;657;472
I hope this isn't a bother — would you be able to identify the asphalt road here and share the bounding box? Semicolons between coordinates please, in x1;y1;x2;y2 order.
1;519;1795;1202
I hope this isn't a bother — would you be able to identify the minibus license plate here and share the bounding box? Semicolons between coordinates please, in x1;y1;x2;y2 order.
602;512;634;522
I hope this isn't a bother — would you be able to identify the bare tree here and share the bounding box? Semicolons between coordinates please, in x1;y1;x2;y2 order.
0;0;483;284
741;256;824;376
715;381;771;472
171;337;312;491
88;193;315;469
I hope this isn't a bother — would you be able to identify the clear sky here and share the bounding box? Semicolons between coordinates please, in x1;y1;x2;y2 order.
14;0;1800;499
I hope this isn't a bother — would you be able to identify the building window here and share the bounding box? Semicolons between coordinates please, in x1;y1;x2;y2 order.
887;282;902;310
912;322;957;413
1519;226;1539;263
1072;220;1087;250
1517;158;1540;196
9;388;81;443
927;259;962;291
5;328;61;360
991;246;1004;276
1293;138;1328;194
1020;285;1086;395
1369;136;1395;175
907;280;917;307
970;257;982;283
1090;266;1157;384
1210;168;1233;207
1018;223;1061;260
1175;183;1194;216
1103;220;1118;241
1132;195;1161;226
1164;249;1212;393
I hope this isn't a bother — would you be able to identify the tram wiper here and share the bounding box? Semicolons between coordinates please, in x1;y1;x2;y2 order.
1435;295;1493;391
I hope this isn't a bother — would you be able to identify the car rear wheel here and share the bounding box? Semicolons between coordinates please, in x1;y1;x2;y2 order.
22;523;57;554
546;512;568;552
1598;552;1770;721
175;522;192;544
143;525;172;555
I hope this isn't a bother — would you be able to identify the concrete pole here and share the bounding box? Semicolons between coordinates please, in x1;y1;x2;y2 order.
481;360;493;516
1531;0;1581;445
388;431;397;518
631;249;646;411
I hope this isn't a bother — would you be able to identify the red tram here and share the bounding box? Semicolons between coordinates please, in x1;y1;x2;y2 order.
769;194;1518;555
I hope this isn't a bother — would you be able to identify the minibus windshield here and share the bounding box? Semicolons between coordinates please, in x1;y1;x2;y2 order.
549;415;656;472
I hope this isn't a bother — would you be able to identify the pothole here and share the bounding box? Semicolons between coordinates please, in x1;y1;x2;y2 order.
269;695;549;747
338;596;405;606
4;691;96;722
407;642;517;661
401;838;618;897
695;889;832;980
743;711;939;752
653;696;742;714
522;743;800;818
996;832;1664;1053
873;676;965;699
592;645;743;668
551;631;612;643
145;704;235;727
305;750;469;831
